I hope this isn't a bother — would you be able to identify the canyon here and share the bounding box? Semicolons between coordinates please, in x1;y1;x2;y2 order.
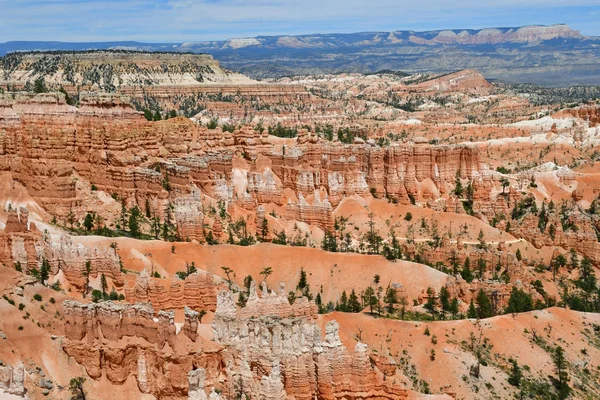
0;50;599;399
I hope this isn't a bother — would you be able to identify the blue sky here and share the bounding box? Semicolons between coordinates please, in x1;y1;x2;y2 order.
1;0;599;42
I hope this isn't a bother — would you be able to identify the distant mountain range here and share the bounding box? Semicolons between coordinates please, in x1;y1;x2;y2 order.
2;24;600;86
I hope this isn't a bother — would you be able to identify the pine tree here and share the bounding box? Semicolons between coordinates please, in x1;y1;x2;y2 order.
462;257;474;283
69;376;87;400
100;274;108;296
477;230;486;250
477;258;486;278
39;257;50;285
439;286;450;319
297;268;308;291
128;206;142;238
349;289;361;313
364;286;376;314
467;299;477;319
315;293;323;313
339;290;348;312
260;267;273;289
384;286;398;313
449;297;459;319
221;267;235;290
454;171;463;197
424;286;436;319
260;217;269;241
475;289;493;319
578;257;597;293
552;254;567;281
505;287;533;314
83;213;94;231
552;346;570;399
507;358;522;387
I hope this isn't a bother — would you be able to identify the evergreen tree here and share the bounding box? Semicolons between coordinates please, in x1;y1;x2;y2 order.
477;258;486;278
297;268;308;291
552;346;570;399
59;86;74;105
243;275;253;293
507;358;522;387
439;286;450;319
477;230;486;250
100;274;108;296
569;248;579;270
506;287;533;314
39;257;51;285
83;213;94;231
363;286;377;314
315;292;324;313
33;77;47;93
424;286;436;319
260;217;269;241
339;290;348;312
128;206;142;238
384;286;398;313
321;230;338;252
260;267;273;288
454;171;463;197
467;299;477;319
449;297;459;319
69;376;87;400
349;289;361;313
475;289;493;319
552;253;567;280
461;257;474;283
221;267;235;290
577;257;597;293
365;212;382;254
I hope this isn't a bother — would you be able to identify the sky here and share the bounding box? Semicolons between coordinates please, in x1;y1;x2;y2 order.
1;0;599;42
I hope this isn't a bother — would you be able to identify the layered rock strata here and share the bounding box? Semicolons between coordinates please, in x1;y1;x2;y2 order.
0;93;483;231
124;269;219;312
212;282;408;399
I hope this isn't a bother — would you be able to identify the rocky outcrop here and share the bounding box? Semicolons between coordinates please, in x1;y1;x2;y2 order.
0;207;39;272
285;191;334;232
184;306;200;342
0;51;254;92
556;104;600;127
409;69;494;96
174;186;205;243
0;362;26;397
44;233;124;289
124;269;219;312
0;208;121;290
212;283;407;399
63;300;176;348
